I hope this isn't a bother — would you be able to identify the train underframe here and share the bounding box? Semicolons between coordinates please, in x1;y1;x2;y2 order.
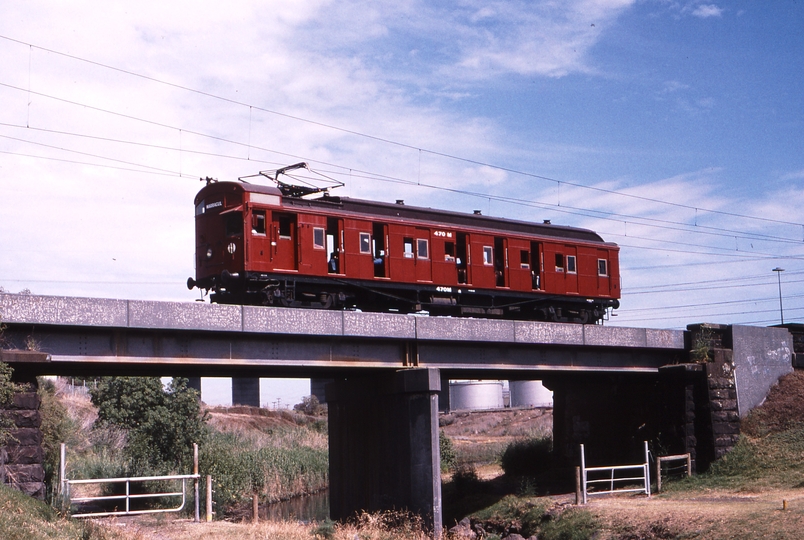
190;271;619;324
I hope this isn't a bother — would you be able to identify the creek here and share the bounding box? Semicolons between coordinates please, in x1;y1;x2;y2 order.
261;489;329;522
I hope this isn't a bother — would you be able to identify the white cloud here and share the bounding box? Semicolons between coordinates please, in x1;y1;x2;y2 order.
690;4;724;18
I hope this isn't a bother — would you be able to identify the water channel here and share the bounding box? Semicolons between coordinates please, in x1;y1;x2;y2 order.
261;490;329;522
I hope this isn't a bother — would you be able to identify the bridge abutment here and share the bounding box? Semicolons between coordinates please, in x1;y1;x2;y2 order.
0;359;45;500
326;368;442;533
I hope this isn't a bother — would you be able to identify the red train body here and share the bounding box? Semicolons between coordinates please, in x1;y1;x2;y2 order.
187;178;620;322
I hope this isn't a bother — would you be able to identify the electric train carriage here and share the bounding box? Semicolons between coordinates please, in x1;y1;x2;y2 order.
187;166;621;323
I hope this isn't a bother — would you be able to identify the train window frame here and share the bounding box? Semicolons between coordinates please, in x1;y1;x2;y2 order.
251;210;266;235
417;239;429;260
313;228;325;250
359;233;372;254
598;259;608;276
483;246;493;265
566;255;577;274
404;238;414;258
555;253;564;272
520;250;530;269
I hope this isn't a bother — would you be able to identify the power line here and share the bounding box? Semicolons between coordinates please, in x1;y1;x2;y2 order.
2;33;804;232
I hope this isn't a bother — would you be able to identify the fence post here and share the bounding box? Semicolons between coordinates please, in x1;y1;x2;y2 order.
580;444;587;505
59;443;66;496
206;475;213;522
252;492;259;524
575;466;581;505
656;457;662;493
644;441;651;497
193;443;199;523
686;453;692;477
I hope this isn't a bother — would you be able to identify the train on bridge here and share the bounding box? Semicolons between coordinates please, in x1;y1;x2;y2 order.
187;163;620;323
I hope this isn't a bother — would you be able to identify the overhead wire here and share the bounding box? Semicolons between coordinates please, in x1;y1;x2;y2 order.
1;34;802;319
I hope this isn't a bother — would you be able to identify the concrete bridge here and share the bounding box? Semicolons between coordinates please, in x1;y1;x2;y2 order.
0;293;794;531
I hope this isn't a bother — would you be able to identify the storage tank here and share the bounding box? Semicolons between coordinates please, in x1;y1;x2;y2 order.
449;380;504;411
509;380;553;408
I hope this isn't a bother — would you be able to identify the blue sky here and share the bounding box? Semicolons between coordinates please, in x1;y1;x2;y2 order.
1;1;803;404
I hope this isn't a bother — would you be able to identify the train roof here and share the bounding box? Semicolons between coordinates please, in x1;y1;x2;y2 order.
199;181;614;246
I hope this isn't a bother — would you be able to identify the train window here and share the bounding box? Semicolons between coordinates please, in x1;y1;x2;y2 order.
483;246;493;265
251;211;266;235
360;233;371;254
278;215;292;238
598;259;608;276
520;250;530;269
417;239;429;259
225;212;243;236
404;238;414;258
566;255;577;274
555;253;564;272
313;228;325;249
195;200;205;216
444;241;455;262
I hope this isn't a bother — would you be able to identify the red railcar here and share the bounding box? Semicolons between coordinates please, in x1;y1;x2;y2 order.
187;177;620;322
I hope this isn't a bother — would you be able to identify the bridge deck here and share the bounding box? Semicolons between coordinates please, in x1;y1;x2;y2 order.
0;294;684;377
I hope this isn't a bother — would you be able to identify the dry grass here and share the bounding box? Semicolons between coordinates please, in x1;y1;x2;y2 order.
587;489;804;539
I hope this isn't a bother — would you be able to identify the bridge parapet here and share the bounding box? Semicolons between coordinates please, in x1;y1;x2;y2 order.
1;294;684;350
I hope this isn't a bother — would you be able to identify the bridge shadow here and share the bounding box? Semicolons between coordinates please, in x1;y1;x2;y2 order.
441;466;574;527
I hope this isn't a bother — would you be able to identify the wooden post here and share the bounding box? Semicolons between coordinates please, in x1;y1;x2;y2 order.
206;475;213;522
656;458;662;493
252;492;259;524
575;466;582;505
686;453;692;477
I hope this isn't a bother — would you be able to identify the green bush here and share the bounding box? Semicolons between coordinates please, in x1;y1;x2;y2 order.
500;436;553;477
90;377;208;476
439;430;457;472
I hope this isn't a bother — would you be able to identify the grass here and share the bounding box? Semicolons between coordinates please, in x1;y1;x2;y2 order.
0;483;126;540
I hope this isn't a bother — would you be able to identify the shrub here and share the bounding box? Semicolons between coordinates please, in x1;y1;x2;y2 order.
439;430;457;472
90;377;208;476
500;436;553;477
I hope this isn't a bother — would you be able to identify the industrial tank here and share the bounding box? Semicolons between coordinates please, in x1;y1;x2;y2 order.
449;380;504;411
509;380;553;408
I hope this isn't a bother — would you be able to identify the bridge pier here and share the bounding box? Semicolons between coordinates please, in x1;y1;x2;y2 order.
232;377;260;407
326;368;442;533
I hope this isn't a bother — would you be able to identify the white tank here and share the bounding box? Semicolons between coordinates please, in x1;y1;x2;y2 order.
449;380;504;411
509;380;553;408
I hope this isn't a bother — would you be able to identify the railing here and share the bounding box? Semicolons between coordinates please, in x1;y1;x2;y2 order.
60;443;202;520
580;441;650;504
65;474;200;518
655;453;692;492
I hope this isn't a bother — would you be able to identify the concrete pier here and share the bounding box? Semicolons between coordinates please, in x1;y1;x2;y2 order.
232;377;261;407
326;368;442;532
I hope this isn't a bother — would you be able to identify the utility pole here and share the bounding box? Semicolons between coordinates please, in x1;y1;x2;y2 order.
773;267;785;325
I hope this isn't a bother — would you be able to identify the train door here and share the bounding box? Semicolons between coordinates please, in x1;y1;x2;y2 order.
248;208;269;270
530;241;542;290
326;217;344;274
456;232;470;284
562;246;579;294
596;249;611;295
272;212;297;270
494;237;508;287
373;222;388;278
415;228;432;282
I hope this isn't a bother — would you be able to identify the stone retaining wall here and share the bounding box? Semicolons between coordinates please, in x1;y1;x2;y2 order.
1;386;45;500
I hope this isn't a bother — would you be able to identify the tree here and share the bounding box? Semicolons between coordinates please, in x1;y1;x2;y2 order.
90;377;208;474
